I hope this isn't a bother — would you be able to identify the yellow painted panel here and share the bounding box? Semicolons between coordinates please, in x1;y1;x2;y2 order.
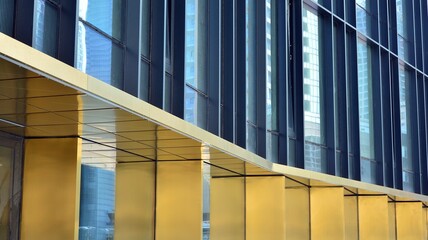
388;202;396;240
285;187;310;240
344;196;358;240
156;161;202;240
115;162;155;240
246;176;286;240
358;196;389;240
310;187;345;240
423;207;427;240
396;202;423;240
21;138;81;240
210;177;245;240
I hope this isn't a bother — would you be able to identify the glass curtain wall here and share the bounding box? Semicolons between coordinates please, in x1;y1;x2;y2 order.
396;0;412;61
184;0;208;129
266;0;278;162
302;5;324;172
77;0;124;88
357;39;376;183
140;0;151;101
356;0;371;36
0;0;15;36
34;0;60;57
246;0;257;153
399;65;414;191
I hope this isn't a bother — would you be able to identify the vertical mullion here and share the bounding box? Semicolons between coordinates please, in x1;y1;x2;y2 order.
323;12;335;175
291;0;304;169
416;74;426;194
221;0;235;142
335;22;348;178
149;0;166;108
207;0;221;135
256;0;266;157
346;28;361;180
391;56;403;189
171;0;185;117
410;70;420;192
277;0;287;165
372;45;384;184
381;50;394;187
123;0;141;97
235;0;246;148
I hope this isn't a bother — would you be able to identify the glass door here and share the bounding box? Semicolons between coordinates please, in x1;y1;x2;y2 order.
0;133;22;240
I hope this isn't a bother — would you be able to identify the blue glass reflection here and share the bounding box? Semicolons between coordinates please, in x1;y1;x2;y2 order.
77;22;123;87
79;0;122;40
79;165;115;240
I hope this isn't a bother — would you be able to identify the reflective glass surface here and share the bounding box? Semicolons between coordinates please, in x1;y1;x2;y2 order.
357;40;376;183
184;86;207;129
356;0;370;36
79;0;123;40
77;23;124;88
399;65;413;191
79;164;115;240
266;0;278;162
141;0;150;58
246;0;257;125
396;0;411;61
34;0;59;57
0;146;12;240
0;0;15;36
302;6;323;172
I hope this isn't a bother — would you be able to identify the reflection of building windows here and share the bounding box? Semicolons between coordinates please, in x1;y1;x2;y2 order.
399;65;414;191
77;0;124;88
357;39;376;183
140;0;151;101
184;0;208;129
34;0;59;57
356;0;371;36
396;0;412;61
79;165;115;240
302;5;324;172
266;0;278;162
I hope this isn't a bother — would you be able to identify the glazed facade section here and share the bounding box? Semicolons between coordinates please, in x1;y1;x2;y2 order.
2;0;428;193
1;7;428;237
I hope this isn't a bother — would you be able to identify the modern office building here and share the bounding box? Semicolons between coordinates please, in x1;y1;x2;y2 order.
0;0;428;239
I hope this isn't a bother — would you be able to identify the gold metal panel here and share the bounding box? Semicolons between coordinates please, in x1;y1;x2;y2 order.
89;120;157;133
246;176;286;240
388;202;396;240
58;109;140;123
26;112;78;126
83;133;131;143
285;187;310;240
310;187;345;240
423;207;427;240
358;196;389;239
27;94;112;112
0;58;39;79
208;158;245;175
344;196;358;240
245;162;277;176
395;202;423;240
156;161;202;240
0;78;79;99
0;99;45;114
21;138;81;240
115;162;155;240
210;177;245;240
